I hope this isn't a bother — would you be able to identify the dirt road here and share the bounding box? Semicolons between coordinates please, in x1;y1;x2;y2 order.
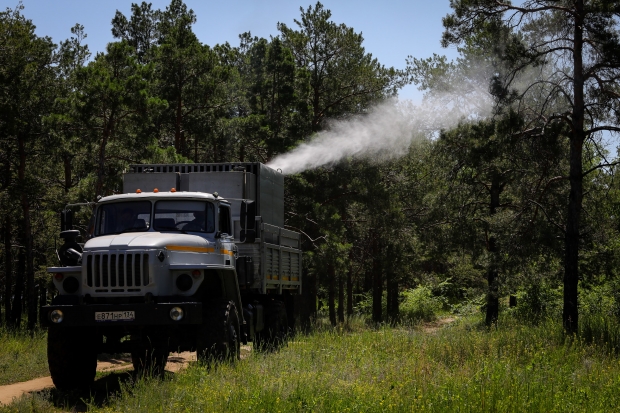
0;351;196;406
0;343;254;406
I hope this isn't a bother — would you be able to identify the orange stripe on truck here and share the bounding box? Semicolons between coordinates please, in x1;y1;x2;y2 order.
166;245;214;253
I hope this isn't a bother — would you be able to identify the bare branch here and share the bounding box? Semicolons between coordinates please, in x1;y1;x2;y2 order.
528;199;565;234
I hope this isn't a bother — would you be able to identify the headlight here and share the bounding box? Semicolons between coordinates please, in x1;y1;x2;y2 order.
176;274;193;291
63;277;79;294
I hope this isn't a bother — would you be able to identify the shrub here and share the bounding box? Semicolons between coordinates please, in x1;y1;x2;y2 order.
400;286;444;323
513;280;562;323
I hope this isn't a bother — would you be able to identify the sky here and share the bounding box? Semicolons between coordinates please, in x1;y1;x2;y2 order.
6;0;460;101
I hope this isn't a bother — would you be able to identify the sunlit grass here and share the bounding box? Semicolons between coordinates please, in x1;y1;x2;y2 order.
0;327;48;386
4;314;620;412
93;315;620;412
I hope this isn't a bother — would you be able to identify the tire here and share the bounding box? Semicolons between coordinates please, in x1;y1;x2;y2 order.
47;327;97;392
131;334;170;376
254;300;288;352
196;300;240;364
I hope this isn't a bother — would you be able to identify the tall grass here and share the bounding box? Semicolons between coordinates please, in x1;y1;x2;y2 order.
4;315;620;412
0;327;48;385
96;316;620;412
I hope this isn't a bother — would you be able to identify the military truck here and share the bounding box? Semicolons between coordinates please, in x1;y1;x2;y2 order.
41;163;302;391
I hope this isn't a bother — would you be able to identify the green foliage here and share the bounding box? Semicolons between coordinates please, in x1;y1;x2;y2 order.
355;286;445;324
512;280;562;324
278;2;405;132
400;286;445;323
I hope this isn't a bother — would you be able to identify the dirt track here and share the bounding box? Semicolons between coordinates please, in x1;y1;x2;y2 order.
0;351;196;406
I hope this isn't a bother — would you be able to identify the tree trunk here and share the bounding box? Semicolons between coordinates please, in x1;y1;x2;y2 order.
95;126;110;197
346;257;353;318
485;174;501;326
303;266;317;319
312;69;321;132
24;219;35;331
194;135;199;163
364;236;373;293
563;1;585;335
338;268;345;323
3;218;12;326
328;263;336;326
386;268;399;323
175;96;183;152
63;153;72;193
11;248;24;328
180;131;186;158
18;134;36;330
372;237;382;323
213;138;218;163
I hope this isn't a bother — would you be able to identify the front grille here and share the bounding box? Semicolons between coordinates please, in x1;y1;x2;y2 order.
86;252;150;292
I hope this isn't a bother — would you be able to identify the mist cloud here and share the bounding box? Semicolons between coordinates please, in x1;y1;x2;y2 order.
267;84;494;175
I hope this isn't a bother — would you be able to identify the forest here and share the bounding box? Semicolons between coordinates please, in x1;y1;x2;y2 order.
1;0;620;339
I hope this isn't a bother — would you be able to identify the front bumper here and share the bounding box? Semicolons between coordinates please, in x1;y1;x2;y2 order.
40;302;202;327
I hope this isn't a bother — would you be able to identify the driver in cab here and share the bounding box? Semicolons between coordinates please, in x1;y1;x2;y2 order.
184;210;205;231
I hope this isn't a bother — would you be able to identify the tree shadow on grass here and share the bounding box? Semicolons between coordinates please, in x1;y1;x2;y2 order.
33;370;178;412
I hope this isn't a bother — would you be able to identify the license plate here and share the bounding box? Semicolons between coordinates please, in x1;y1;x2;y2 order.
95;311;135;322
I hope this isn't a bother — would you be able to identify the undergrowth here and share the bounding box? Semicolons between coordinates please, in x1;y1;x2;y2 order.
0;327;48;386
4;314;620;412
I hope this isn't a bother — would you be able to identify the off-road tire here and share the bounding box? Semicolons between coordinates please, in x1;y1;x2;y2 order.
196;300;240;364
254;300;288;352
47;327;97;392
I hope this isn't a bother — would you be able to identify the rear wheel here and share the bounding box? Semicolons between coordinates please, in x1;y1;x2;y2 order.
47;327;97;392
197;300;240;364
254;300;288;352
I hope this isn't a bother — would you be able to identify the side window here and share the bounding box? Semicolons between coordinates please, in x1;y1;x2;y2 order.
218;205;231;235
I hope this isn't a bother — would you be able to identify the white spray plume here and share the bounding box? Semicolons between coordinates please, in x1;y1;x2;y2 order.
267;82;494;175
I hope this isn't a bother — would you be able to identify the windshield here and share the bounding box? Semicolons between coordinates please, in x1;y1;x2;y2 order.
96;201;152;235
154;200;215;233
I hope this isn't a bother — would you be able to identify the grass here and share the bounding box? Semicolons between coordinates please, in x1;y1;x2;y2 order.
0;327;48;386
4;314;620;412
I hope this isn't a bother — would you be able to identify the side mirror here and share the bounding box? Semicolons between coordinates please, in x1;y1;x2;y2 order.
58;230;82;266
60;209;74;231
240;200;256;243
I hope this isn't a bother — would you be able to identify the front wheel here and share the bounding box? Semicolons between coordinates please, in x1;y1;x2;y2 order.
130;332;170;376
131;347;169;376
47;327;98;392
196;300;240;364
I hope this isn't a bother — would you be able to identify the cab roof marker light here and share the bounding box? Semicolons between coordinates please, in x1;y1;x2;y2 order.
136;189;142;193
154;188;159;193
